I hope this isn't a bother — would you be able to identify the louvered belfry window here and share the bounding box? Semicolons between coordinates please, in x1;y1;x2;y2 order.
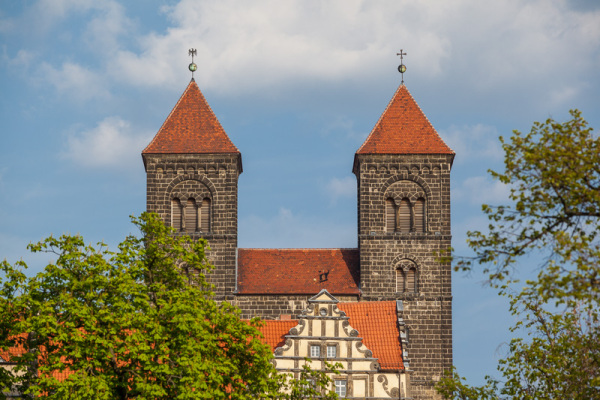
414;198;425;233
200;198;211;232
396;268;405;292
407;267;416;292
398;199;411;232
171;198;182;231
386;198;396;233
185;198;197;233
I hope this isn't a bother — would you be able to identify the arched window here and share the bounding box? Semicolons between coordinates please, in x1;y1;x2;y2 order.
171;198;182;231
200;198;211;232
414;198;425;233
398;199;411;233
406;267;417;292
396;261;418;293
396;268;405;292
386;198;396;233
185;198;198;233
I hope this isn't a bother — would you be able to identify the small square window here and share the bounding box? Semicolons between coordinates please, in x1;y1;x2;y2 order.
310;345;320;358
302;379;316;390
327;345;337;358
335;379;347;397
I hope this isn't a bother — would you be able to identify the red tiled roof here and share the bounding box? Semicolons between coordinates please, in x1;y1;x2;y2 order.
356;85;453;155
338;301;403;370
0;335;72;382
257;320;298;351
255;301;403;371
142;79;239;155
0;334;26;362
236;249;360;295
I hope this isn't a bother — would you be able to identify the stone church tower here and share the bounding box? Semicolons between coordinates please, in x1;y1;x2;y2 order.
142;79;242;300
142;76;454;400
353;84;454;398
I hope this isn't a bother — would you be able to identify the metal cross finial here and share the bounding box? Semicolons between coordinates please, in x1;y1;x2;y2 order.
396;49;407;84
188;48;198;79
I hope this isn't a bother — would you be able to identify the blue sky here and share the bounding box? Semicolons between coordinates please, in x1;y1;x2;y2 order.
1;0;599;386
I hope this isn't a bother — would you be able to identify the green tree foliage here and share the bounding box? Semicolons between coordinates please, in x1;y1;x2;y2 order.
284;360;342;400
437;110;600;399
0;213;341;400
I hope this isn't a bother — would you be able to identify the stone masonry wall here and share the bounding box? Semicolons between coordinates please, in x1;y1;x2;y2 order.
144;153;241;297
234;295;359;320
355;153;453;400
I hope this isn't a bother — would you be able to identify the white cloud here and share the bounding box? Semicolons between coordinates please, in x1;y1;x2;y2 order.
2;49;35;69
110;0;454;92
62;117;152;168
7;0;600;107
104;0;600;101
326;176;356;205
82;1;133;52
453;175;511;206
441;124;503;164
39;62;109;101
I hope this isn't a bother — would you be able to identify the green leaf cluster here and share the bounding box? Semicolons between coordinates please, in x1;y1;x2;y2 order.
437;110;600;399
0;213;340;400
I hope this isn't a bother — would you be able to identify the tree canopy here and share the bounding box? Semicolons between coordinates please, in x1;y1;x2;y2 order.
0;213;340;400
437;110;600;399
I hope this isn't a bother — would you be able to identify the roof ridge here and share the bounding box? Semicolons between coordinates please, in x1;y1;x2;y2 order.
339;300;397;306
142;79;195;154
238;248;359;251
192;82;240;153
142;79;240;155
356;84;404;154
356;84;454;155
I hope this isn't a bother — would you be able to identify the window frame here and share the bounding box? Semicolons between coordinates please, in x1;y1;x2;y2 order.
326;344;337;358
310;344;321;359
334;379;347;397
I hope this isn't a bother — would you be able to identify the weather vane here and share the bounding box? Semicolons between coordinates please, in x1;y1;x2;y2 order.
396;49;407;84
188;48;197;79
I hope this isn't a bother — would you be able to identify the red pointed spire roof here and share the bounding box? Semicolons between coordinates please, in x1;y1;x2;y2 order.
356;85;453;155
142;79;239;155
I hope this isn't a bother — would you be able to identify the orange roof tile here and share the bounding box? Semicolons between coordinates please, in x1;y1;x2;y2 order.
236;249;360;295
142;79;239;155
356;85;453;155
255;301;403;371
257;320;298;351
338;301;403;370
0;334;26;362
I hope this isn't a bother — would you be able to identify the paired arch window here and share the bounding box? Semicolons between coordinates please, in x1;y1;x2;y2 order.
171;197;211;233
396;261;417;293
386;197;426;233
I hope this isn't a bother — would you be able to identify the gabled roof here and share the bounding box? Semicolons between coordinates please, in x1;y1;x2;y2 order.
338;301;403;370
257;320;298;350
142;79;239;155
356;85;453;155
236;249;360;295
258;300;403;371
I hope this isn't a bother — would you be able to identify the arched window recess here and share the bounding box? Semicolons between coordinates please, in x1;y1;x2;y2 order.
385;196;427;233
396;261;418;293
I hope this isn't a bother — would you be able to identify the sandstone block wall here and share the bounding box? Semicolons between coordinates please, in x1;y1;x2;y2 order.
355;153;453;400
234;294;360;320
144;153;241;296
